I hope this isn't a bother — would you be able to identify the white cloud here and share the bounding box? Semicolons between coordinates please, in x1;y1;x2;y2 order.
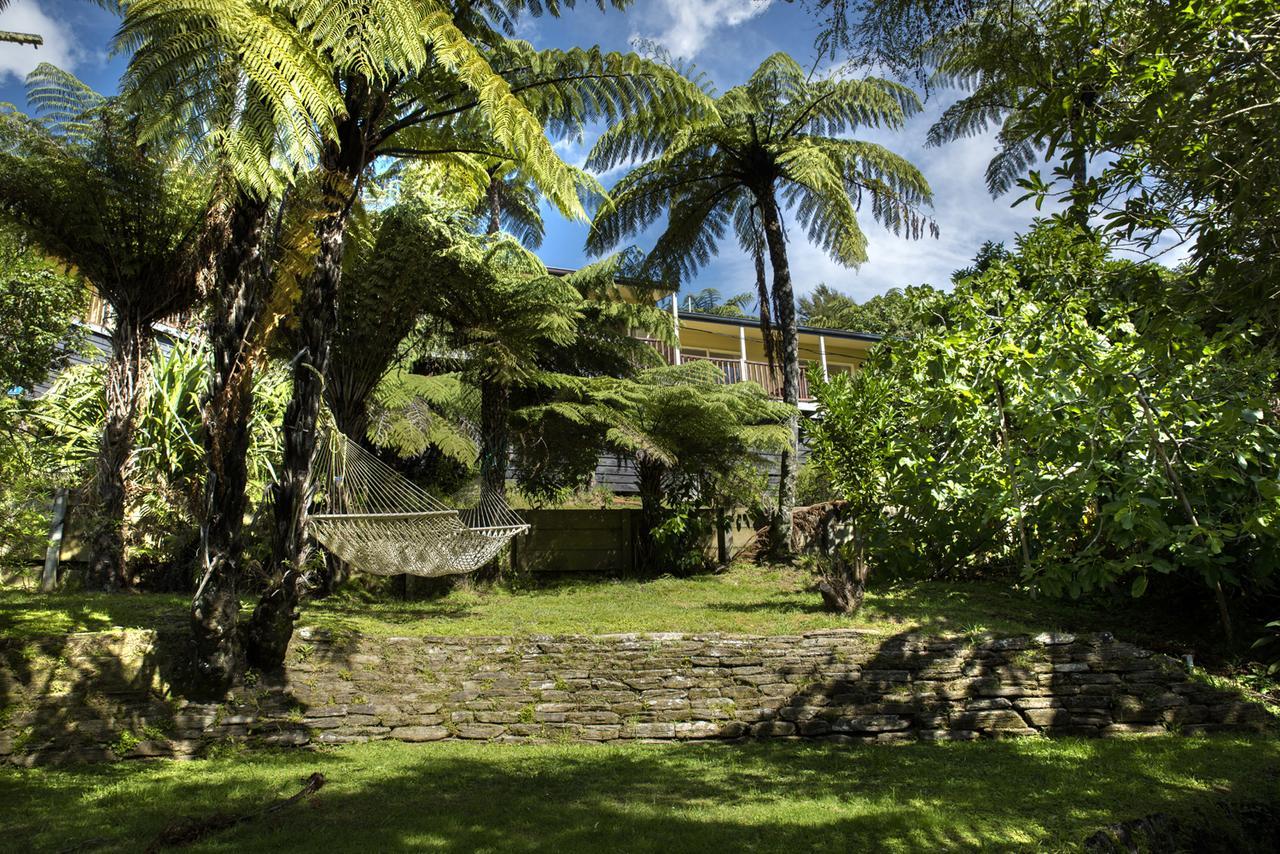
633;0;774;59
552;135;587;167
0;2;84;82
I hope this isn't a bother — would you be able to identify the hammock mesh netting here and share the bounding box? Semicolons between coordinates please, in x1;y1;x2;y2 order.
308;431;528;577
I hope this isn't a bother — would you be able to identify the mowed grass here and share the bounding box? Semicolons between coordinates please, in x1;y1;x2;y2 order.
305;566;1158;641
2;736;1276;853
0;564;1166;643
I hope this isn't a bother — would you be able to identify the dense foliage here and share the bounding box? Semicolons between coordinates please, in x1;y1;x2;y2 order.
518;361;793;573
809;226;1278;641
32;342;288;584
797;282;938;337
1;0;1274;698
0;230;83;395
588;51;935;557
0;65;210;589
807;0;1280;331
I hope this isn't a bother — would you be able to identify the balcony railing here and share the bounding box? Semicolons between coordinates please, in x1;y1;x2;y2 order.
637;338;813;401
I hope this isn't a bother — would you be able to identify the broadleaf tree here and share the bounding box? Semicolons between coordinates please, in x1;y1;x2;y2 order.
809;224;1278;643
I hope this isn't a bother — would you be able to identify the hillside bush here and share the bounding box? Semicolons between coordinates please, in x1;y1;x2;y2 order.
809;225;1280;644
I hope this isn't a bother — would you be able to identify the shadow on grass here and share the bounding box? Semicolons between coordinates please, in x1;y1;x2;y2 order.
0;592;186;640
706;585;1008;635
3;737;1277;853
707;598;830;617
303;601;477;626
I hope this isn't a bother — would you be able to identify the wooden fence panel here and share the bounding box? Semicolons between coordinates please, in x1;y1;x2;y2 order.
514;509;635;574
513;508;763;574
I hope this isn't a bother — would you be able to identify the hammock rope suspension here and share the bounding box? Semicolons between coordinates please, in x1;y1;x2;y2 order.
308;431;527;577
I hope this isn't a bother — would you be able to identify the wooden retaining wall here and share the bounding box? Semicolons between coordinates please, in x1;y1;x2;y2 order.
512;509;761;574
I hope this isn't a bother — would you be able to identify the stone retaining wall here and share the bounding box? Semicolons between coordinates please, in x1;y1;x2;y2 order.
0;628;1270;765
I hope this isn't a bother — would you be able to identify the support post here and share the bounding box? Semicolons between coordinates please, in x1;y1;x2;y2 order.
819;335;829;380
41;489;67;592
738;326;748;383
671;294;681;365
716;506;728;566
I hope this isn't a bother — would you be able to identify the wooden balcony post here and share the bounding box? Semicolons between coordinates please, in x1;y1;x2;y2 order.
819;335;829;380
671;294;681;365
738;326;747;382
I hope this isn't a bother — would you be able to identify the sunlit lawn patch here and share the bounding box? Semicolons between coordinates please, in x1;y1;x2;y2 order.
2;736;1275;853
0;563;1182;646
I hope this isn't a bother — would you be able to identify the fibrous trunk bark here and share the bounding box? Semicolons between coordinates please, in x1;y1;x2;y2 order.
471;378;512;584
759;193;800;562
318;331;390;595
817;525;869;614
471;176;510;583
247;177;351;670
89;310;153;591
802;502;868;613
191;193;270;694
481;179;508;504
635;457;665;575
486;175;502;237
479;378;510;501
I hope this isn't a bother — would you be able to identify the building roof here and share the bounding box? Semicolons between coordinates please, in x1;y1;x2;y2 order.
675;309;883;343
544;264;882;342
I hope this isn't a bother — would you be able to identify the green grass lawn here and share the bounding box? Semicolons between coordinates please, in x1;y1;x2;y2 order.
2;736;1275;853
0;564;1187;647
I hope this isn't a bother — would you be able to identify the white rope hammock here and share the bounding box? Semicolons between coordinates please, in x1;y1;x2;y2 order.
308;430;528;577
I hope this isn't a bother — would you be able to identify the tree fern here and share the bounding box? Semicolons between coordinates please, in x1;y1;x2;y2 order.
587;50;934;558
120;0;702;665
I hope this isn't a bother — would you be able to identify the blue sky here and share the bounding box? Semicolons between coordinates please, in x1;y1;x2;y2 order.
0;0;1055;303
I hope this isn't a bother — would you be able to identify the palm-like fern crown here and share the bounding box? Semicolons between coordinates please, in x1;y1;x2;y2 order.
464;157;603;249
117;0;694;217
0;63;208;321
478;166;546;246
517;359;793;483
821;0;1096;197
922;0;1079;196
587;51;936;289
682;287;754;317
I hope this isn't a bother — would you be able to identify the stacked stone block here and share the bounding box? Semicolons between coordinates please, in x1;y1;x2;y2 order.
0;627;1269;764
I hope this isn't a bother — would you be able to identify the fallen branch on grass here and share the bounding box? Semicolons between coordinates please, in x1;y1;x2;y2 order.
144;771;326;852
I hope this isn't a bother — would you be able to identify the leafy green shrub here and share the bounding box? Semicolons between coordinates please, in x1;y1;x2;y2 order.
0;226;84;574
32;342;288;586
809;224;1280;641
795;460;838;507
0;401;66;574
110;729;140;756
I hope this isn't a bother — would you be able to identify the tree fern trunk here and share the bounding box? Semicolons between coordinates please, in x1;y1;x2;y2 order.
481;178;507;504
760;194;799;562
247;180;350;670
473;176;510;583
472;378;511;584
318;393;368;597
635;457;665;575
191;192;269;694
479;378;510;501
486;176;502;236
89;309;152;591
